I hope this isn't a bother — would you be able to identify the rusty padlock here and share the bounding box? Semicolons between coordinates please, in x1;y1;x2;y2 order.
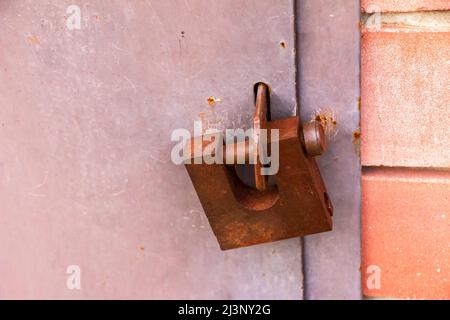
184;83;333;250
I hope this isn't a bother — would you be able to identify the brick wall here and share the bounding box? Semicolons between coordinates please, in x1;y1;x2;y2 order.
362;0;450;13
361;1;450;299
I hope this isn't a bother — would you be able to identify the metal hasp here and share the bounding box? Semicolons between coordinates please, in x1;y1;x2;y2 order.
185;84;333;250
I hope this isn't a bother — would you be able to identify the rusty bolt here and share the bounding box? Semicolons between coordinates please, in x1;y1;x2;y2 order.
303;121;327;157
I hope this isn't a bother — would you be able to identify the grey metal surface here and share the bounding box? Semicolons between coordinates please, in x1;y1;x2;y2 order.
0;0;303;299
296;0;362;299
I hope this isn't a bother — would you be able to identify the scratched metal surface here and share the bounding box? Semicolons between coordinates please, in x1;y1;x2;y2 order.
0;0;302;299
296;0;362;300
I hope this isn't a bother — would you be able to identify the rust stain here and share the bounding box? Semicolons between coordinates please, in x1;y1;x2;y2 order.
352;130;361;157
313;109;338;137
207;96;222;107
138;245;145;251
358;97;362;111
28;35;39;45
280;41;286;49
352;130;361;144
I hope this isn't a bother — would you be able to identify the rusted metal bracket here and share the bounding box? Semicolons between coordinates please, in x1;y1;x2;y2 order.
185;83;333;250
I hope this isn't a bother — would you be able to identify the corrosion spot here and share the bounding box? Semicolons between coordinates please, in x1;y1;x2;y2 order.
280;41;286;49
352;131;361;144
313;109;338;137
28;35;39;45
207;96;222;107
138;245;145;251
352;130;361;156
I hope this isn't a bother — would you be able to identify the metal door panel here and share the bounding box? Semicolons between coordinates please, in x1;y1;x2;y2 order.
0;0;302;299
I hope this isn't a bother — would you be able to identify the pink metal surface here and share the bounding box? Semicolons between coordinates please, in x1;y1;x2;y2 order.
0;0;303;299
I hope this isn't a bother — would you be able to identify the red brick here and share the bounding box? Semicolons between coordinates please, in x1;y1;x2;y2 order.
362;0;450;13
361;32;450;168
362;168;450;299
